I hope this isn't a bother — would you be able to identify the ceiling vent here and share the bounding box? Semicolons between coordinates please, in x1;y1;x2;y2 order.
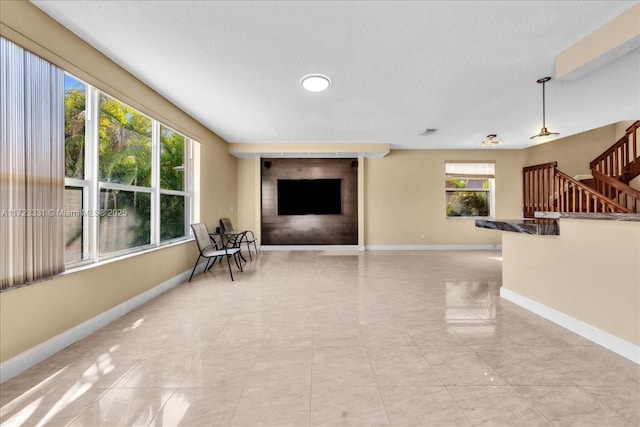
419;128;437;136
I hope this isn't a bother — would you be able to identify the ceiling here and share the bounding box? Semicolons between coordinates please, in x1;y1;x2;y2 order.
32;1;640;150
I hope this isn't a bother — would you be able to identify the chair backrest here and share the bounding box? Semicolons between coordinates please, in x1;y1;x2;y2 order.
219;218;234;233
191;223;213;252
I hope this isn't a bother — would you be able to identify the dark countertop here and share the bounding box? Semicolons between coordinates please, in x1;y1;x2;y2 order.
475;218;559;235
534;212;640;222
476;212;640;235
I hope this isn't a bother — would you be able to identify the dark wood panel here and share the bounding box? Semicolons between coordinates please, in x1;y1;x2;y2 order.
261;158;358;245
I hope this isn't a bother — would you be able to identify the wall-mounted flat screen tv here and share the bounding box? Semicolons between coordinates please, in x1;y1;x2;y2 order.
277;179;341;215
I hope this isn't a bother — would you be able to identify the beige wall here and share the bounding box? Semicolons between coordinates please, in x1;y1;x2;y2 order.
234;150;525;247
0;1;236;362
365;150;525;246
233;124;633;246
199;139;238;227
502;219;640;345
0;244;196;362
523;123;619;177
236;158;259;236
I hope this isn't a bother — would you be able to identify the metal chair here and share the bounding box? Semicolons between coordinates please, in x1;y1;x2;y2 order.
189;223;242;282
219;218;259;260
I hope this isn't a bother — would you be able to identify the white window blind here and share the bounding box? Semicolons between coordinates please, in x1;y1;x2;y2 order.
445;162;495;178
1;37;65;289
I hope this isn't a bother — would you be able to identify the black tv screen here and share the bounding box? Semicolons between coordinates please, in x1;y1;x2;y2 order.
277;179;341;215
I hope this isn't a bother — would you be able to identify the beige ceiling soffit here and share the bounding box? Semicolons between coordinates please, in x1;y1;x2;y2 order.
228;143;390;158
556;3;640;80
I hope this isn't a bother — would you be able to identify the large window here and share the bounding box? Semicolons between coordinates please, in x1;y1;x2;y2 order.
445;162;495;218
63;73;194;266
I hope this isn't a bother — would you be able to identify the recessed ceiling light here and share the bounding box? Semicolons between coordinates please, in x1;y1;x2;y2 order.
301;74;331;92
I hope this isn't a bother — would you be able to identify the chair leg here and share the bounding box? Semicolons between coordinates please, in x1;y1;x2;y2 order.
232;252;240;270
188;255;202;282
235;252;243;271
225;253;235;281
246;241;252;260
206;256;219;271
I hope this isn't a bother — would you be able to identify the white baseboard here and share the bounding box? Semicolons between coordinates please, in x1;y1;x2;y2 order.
259;244;501;251
0;263;207;384
365;244;502;251
500;287;640;364
260;245;360;251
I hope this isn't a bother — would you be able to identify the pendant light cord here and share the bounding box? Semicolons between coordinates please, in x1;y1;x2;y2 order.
542;81;546;128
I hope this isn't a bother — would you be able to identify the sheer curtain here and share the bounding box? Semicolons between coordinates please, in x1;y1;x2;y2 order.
1;37;64;289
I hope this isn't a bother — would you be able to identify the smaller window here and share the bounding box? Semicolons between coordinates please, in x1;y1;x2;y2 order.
445;162;495;218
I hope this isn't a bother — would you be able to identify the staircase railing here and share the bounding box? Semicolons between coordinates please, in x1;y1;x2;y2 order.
590;121;640;183
523;162;557;217
554;169;630;214
523;162;631;217
592;169;640;213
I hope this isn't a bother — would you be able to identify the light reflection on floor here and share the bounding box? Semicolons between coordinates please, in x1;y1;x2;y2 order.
1;250;637;426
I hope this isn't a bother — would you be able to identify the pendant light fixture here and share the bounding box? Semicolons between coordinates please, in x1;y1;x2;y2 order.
530;76;559;141
481;134;503;146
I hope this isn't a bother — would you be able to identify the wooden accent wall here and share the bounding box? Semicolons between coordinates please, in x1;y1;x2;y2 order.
261;158;358;245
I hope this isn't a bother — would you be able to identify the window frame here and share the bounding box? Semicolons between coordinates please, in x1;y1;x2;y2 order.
445;162;496;219
63;72;195;268
157;123;192;243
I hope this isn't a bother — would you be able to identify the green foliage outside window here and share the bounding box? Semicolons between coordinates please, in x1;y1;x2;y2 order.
446;191;489;217
98;95;152;248
99;94;152;187
64;88;86;179
160;194;185;241
63;84;188;254
160;127;187;241
446;178;490;217
160;126;185;191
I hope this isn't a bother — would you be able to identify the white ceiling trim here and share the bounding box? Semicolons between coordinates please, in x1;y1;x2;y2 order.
229;142;390;158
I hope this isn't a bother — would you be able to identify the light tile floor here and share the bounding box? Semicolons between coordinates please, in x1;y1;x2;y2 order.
1;250;638;426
